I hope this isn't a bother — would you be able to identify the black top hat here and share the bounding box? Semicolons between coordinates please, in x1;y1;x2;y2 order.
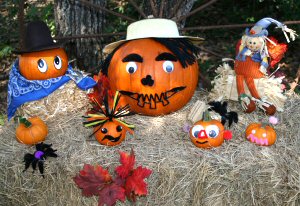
15;20;61;54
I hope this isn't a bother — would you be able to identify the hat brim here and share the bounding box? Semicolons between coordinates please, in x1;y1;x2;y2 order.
103;36;204;54
14;42;63;54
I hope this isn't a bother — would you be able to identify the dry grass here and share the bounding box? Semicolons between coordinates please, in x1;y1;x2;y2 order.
0;90;299;206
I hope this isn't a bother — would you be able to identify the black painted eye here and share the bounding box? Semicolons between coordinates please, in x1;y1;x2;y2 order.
116;125;123;132
126;62;137;74
249;41;252;44
37;59;47;73
101;128;108;134
253;42;256;45
54;56;62;69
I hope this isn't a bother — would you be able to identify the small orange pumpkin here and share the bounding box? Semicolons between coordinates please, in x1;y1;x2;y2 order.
19;48;68;80
106;38;199;116
15;116;48;145
245;123;276;146
189;112;226;149
93;119;129;146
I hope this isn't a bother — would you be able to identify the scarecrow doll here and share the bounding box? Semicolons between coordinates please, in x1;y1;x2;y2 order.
234;17;297;115
7;21;96;120
100;18;203;116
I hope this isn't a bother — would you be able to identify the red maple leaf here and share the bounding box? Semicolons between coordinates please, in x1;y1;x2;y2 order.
98;183;126;206
73;164;112;197
124;166;152;201
115;149;135;179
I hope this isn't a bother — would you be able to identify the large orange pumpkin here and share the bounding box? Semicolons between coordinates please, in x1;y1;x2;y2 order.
107;38;199;116
19;48;68;80
15;116;48;145
245;123;276;146
189;118;225;149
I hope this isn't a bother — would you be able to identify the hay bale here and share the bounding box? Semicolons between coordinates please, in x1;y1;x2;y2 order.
16;81;90;121
0;90;299;206
209;63;287;111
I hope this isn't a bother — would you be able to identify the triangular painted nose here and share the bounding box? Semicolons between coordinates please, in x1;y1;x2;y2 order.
197;130;208;139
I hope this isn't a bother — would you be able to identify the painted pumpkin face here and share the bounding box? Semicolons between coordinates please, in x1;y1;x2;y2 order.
19;48;68;80
245;123;276;146
189;120;225;149
107;38;199;116
94;120;126;146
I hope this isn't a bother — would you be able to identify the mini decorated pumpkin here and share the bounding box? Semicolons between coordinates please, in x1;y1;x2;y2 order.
15;116;48;145
19;48;68;80
189;111;232;149
84;91;134;146
245;123;276;146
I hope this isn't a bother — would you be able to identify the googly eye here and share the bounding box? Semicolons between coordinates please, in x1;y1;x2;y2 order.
101;128;108;134
37;59;48;73
205;125;220;138
262;133;267;138
163;61;174;73
126;62;137;74
251;130;256;134
116;125;123;132
54;56;62;70
191;125;204;138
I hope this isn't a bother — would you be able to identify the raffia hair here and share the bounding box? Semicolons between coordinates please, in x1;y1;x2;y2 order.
100;38;201;76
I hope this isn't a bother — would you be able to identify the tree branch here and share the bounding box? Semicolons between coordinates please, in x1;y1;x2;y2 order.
176;0;218;22
78;0;135;22
127;0;147;18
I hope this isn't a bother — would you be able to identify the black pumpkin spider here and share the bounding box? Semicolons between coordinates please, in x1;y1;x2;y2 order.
208;101;238;127
23;142;57;177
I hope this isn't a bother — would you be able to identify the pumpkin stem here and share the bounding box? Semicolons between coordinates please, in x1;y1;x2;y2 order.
202;110;212;122
14;116;32;128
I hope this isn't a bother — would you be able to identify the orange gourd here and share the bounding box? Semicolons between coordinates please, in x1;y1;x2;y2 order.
107;38;199;116
15;116;48;145
19;48;68;80
189;112;225;149
245;123;276;146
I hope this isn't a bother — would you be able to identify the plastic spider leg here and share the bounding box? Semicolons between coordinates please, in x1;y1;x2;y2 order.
38;161;45;178
23;153;34;172
31;159;39;172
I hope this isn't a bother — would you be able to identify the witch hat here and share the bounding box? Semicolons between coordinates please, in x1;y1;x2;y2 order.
15;20;61;54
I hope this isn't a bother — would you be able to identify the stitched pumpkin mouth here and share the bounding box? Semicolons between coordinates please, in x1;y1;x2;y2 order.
102;134;122;142
119;86;186;109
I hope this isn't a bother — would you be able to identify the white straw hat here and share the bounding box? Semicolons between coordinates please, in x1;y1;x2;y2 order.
103;18;204;54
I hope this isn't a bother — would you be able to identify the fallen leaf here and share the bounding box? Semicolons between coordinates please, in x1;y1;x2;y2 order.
125;166;152;201
115;149;135;179
98;183;126;206
73;164;112;197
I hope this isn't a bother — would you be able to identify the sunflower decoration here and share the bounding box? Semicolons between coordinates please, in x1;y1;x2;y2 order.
83;91;135;146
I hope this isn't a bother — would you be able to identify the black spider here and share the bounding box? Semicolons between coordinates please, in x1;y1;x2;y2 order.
23;142;57;178
208;101;238;127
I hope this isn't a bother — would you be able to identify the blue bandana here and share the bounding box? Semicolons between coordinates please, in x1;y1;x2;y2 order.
7;60;97;120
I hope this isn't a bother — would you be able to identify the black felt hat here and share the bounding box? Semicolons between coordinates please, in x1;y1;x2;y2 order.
15;20;61;54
